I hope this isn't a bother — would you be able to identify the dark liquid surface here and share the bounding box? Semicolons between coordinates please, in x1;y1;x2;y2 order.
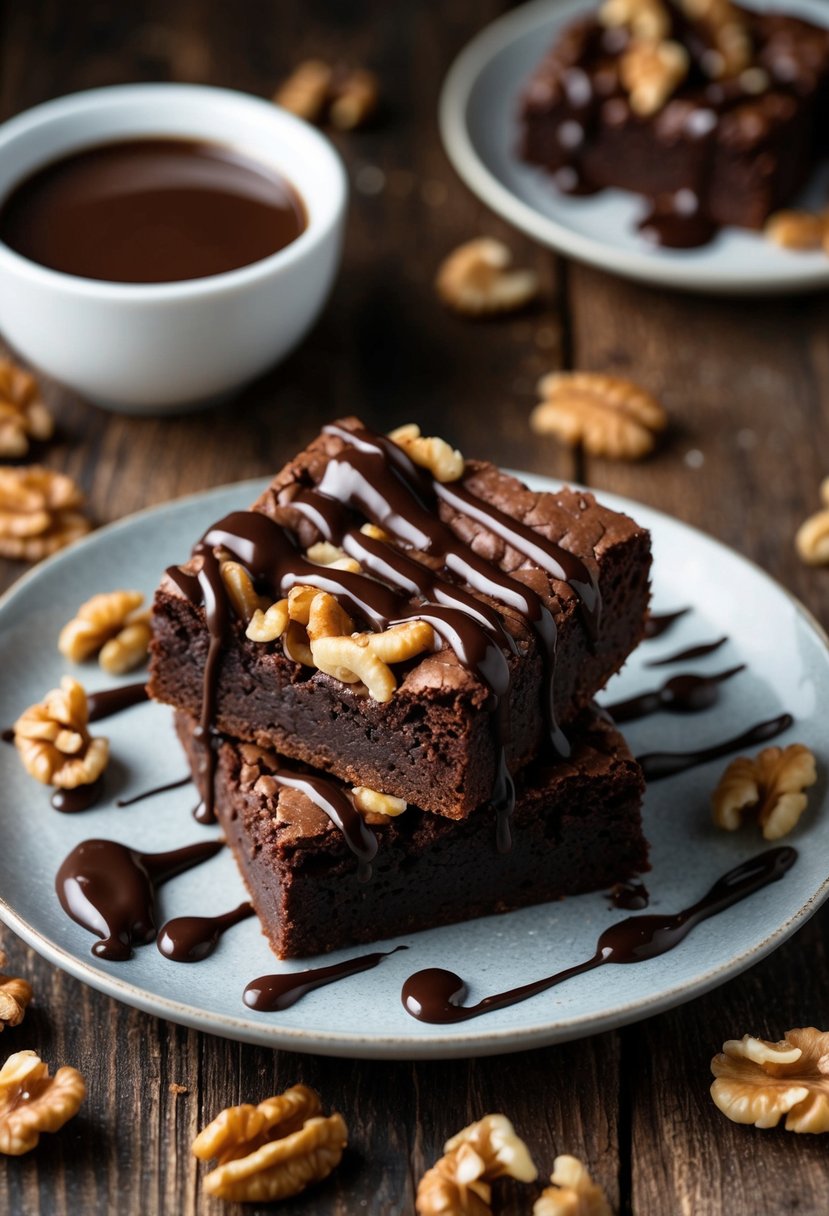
245;946;407;1012
0;138;306;284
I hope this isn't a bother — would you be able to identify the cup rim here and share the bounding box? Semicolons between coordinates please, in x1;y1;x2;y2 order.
0;82;348;301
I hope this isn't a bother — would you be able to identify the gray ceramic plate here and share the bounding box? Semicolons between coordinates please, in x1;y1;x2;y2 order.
439;0;829;296
0;476;827;1059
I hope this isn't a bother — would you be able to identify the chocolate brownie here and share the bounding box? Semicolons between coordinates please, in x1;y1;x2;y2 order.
149;420;651;820
519;3;829;248
175;709;648;959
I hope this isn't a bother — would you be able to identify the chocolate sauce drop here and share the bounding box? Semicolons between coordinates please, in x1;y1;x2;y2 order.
86;682;149;722
117;776;192;808
51;778;103;813
401;847;796;1023
638;713;793;782
608;879;649;910
56;837;223;960
157;901;254;962
645;637;728;668
605;665;744;724
638;191;719;250
245;945;407;1012
1;728;15;744
644;609;690;640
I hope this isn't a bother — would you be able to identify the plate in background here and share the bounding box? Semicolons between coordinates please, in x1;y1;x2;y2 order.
0;476;827;1058
439;0;829;295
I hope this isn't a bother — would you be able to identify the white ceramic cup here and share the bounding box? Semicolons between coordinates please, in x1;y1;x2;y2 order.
0;83;347;414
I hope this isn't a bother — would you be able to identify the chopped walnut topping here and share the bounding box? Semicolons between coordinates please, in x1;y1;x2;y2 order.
531;372;667;460
330;68;380;130
680;0;751;78
0;465;91;561
306;540;362;573
436;239;539;317
246;598;290;643
352;786;407;821
273;59;333;122
388;423;465;483
58;589;146;668
14;676;108;788
0;952;32;1033
219;561;270;624
712;744;816;840
0;361;54;459
416;1114;537;1216
765;210;828;253
305;590;355;642
600;0;671;42
0;1050;85;1155
620;39;689;116
711;1028;829;1132
534;1156;612;1216
192;1083;347;1202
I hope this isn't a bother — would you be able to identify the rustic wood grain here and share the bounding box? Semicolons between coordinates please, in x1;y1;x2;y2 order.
1;1;828;1214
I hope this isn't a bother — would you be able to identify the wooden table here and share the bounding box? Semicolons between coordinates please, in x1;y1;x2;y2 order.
2;3;828;1213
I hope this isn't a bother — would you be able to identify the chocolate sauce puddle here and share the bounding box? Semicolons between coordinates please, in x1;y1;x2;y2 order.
51;779;104;813
56;838;223;960
245;945;408;1012
605;665;744;724
157;901;254;962
644;609;690;640
646;637;728;667
608;879;649;910
117;776;192;808
638;713;793;782
87;682;148;722
401;847;796;1023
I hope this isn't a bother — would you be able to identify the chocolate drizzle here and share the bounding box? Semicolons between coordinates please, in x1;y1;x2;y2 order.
646;637;728;667
244;945;407;1012
644;608;690;639
157;901;254;962
638;712;793;782
87;682;149;722
168;421;602;855
605;665;744;723
116;776;192;808
608;879;649;910
270;770;378;880
51;779;103;813
401;847;796;1023
56;837;223;960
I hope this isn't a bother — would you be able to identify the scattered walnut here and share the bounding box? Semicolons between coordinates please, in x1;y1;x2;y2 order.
0;952;32;1033
388;423;465;483
765;210;828;252
306;540;361;574
59;589;145;665
169;1082;188;1095
330;68;380;130
219;561;270;624
99;614;152;675
795;477;829;564
0;465;91;561
246;599;290;643
619;39;689;115
273;59;333;122
599;0;671;42
435;239;539;317
679;0;751;78
192;1083;347;1202
14;676;108;788
0;361;54;459
0;1050;85;1155
711;1028;829;1132
531;372;667;460
416;1114;537;1216
352;786;407;821
534;1156;612;1216
712;743;817;840
305;590;354;643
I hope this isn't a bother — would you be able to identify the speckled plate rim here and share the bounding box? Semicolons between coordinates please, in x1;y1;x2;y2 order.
438;0;829;296
0;476;828;1060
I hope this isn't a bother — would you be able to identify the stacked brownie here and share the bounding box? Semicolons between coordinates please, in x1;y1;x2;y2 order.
149;420;652;957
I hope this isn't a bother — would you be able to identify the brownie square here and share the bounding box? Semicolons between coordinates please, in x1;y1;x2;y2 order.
175;709;649;959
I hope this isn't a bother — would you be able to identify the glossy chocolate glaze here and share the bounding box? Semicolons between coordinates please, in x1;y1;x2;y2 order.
87;682;149;722
50;779;103;813
608;879;649;910
605;664;744;723
244;945;407;1012
646;637;728;667
0;138;305;283
157;901;254;962
643;608;690;639
56;837;223;960
638;712;793;781
116;776;192;808
401;847;796;1023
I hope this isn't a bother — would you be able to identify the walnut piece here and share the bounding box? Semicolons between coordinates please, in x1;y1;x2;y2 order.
436;238;539;317
0;1050;85;1155
531;372;667;460
247;598;290;643
534;1156;612;1216
765;210;828;253
219;561;270;624
712;743;817;840
58;589;147;674
679;0;751;78
388;423;465;483
330;68;380;130
795;477;829;564
274;61;379;130
711;1028;829;1132
416;1114;537;1216
99;614;152;675
0;952;32;1032
192;1083;347;1202
620;39;689;115
352;786;407;821
306;540;362;573
14;676;108;788
273;60;333;122
0;361;54;459
599;0;671;42
0;465;91;561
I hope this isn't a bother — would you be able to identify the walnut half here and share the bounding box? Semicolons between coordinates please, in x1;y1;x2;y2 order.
531;371;667;460
711;1028;829;1132
435;239;539;317
416;1114;537;1216
0;1050;85;1155
192;1083;347;1202
711;743;816;840
0;465;91;562
14;676;108;788
534;1156;612;1216
0;952;32;1033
